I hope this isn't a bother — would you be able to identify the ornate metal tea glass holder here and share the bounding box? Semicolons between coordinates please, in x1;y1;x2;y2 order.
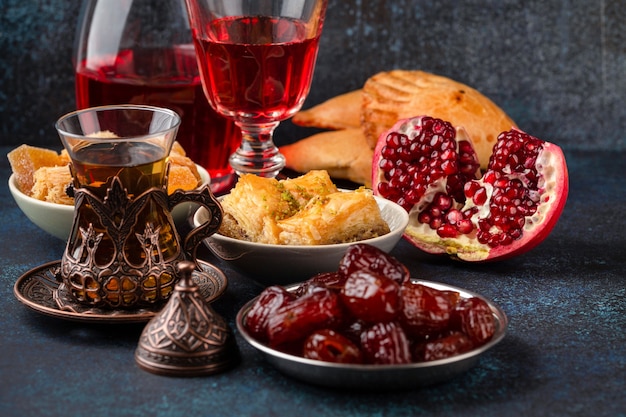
61;174;222;309
58;171;239;375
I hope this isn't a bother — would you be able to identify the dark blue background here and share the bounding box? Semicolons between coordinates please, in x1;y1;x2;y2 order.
1;0;625;150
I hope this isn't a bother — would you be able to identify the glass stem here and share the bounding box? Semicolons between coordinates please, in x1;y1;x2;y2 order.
230;121;285;178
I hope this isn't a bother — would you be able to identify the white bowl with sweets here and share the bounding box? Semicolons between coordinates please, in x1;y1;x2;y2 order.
8;143;210;241
193;170;409;285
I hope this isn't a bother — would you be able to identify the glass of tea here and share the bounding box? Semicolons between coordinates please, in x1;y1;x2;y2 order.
73;0;241;193
55;105;223;309
184;0;329;178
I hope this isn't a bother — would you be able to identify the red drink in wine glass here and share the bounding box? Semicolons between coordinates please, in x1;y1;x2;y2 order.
193;16;320;124
185;0;328;178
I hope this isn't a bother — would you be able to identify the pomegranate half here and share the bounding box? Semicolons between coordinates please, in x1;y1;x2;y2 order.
372;116;568;261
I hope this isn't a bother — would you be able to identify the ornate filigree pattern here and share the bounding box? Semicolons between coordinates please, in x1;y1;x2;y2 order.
13;260;227;324
135;261;239;376
61;177;183;308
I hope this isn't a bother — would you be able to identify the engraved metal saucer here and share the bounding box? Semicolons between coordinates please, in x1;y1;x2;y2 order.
13;260;227;324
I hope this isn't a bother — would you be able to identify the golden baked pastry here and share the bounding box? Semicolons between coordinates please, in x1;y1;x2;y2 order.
292;89;362;130
362;70;516;168
218;170;389;245
278;188;389;245
167;164;201;194
280;128;372;186
170;141;187;156
167;153;201;185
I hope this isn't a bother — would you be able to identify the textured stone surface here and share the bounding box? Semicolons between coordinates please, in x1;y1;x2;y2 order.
1;148;625;416
1;0;625;150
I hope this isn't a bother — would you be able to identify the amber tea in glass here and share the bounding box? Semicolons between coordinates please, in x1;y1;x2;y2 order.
56;105;223;309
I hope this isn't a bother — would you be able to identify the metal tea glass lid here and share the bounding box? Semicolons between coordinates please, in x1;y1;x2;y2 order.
135;261;239;376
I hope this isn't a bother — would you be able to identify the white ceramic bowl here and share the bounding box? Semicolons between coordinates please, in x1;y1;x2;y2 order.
8;165;210;241
193;193;409;285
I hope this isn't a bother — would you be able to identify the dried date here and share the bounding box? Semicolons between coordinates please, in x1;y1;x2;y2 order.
415;332;474;361
338;244;410;284
340;270;400;323
266;287;344;347
399;281;458;339
360;321;412;365
303;329;363;364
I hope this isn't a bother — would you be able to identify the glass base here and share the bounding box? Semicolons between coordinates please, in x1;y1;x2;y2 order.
229;151;285;178
231;121;285;178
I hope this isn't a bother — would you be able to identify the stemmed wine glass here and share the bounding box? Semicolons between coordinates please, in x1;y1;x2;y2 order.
184;0;328;178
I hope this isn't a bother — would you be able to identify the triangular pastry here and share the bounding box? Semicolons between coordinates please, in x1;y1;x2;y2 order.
280;128;372;186
292;90;362;130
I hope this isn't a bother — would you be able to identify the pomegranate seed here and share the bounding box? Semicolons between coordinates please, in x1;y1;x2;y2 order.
441;160;457;175
432;120;447;134
486;235;499;247
386;132;402;147
463;207;477;217
440;140;454;151
437;224;458;238
483;171;498;184
430;217;442;229
434;193;452;210
446;209;463;225
441;149;455;161
379;158;394;172
381;146;394;159
495;178;509;189
457;219;474;234
405;189;420;205
464;181;480;198
473;187;487;205
498;234;513;246
418;211;431;224
399;147;412;161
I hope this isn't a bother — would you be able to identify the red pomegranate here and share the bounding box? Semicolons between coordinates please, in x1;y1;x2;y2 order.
372;116;569;261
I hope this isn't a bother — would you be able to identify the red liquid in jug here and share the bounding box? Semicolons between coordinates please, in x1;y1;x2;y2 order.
75;46;241;192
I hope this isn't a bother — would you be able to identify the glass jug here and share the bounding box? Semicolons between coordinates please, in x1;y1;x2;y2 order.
73;0;241;193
